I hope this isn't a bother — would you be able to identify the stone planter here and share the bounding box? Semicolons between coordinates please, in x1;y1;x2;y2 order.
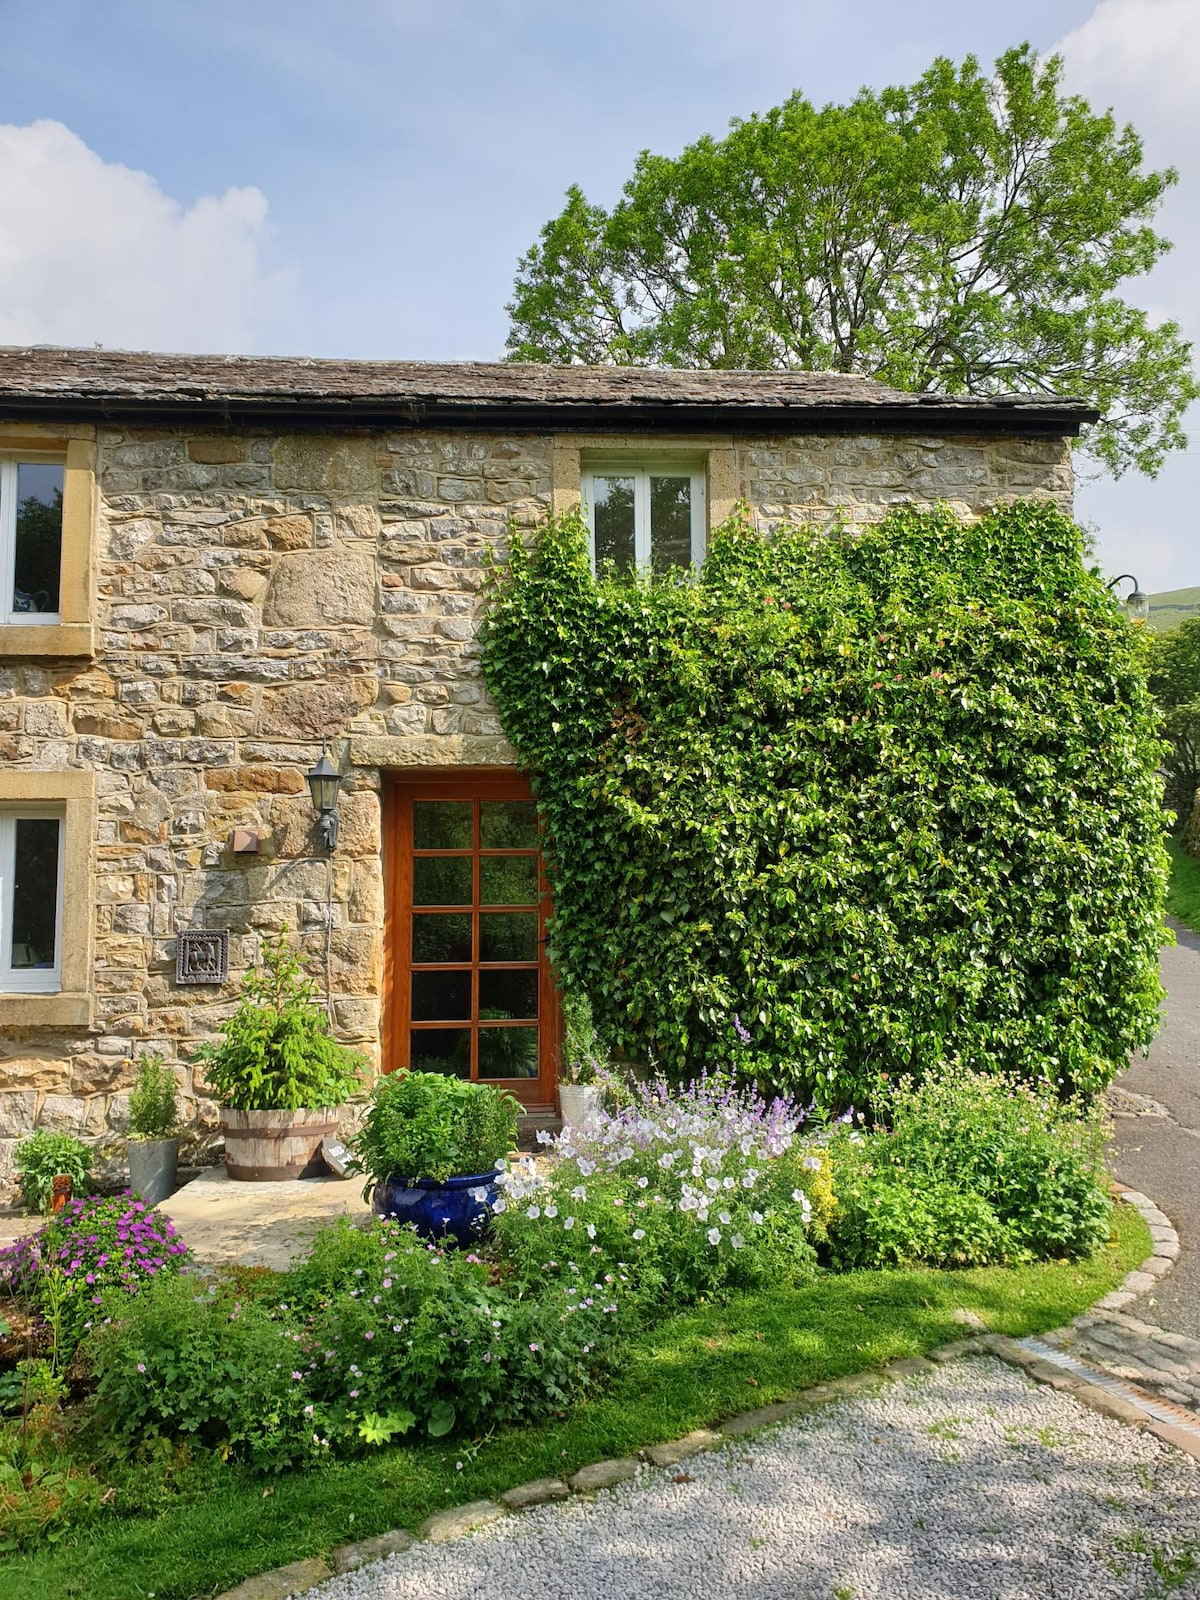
371;1172;501;1246
220;1108;339;1181
559;1083;603;1133
127;1137;181;1206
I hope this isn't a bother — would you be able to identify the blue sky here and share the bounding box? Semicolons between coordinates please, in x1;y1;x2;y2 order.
0;0;1195;590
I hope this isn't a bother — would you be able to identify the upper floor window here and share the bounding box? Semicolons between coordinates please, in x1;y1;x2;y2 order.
581;461;706;574
0;457;64;624
0;807;64;994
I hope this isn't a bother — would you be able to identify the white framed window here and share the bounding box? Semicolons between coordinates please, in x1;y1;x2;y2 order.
0;454;65;625
0;807;65;994
581;461;706;574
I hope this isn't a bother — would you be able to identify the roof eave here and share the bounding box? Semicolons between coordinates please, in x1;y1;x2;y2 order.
0;393;1100;436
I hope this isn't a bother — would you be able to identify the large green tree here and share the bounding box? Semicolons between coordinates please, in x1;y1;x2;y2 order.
507;45;1196;477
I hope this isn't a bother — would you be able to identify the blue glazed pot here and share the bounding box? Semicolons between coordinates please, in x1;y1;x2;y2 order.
371;1172;501;1246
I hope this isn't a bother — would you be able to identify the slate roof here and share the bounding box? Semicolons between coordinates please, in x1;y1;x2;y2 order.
0;346;1098;434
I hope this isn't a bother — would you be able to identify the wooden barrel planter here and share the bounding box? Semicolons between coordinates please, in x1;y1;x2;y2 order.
219;1108;339;1181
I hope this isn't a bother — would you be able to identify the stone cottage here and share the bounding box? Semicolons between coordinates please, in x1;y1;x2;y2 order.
0;347;1095;1187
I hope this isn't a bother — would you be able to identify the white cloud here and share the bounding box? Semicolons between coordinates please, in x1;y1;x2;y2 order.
0;120;285;353
1057;0;1200;594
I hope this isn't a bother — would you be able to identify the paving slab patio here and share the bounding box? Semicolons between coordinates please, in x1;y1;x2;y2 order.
159;1165;370;1270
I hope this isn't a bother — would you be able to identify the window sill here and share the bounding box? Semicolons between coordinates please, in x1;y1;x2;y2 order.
0;623;93;658
0;992;92;1028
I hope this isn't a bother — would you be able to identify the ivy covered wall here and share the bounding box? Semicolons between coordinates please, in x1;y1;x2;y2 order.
482;502;1166;1108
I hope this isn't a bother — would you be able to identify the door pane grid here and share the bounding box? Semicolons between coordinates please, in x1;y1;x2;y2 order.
408;796;541;1082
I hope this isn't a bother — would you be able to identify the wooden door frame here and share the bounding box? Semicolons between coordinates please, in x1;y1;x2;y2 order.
382;768;561;1111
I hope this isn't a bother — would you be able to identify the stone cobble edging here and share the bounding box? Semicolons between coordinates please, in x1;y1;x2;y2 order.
214;1186;1195;1600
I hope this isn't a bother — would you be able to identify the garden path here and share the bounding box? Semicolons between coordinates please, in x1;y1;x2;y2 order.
1109;916;1200;1339
162;1166;369;1270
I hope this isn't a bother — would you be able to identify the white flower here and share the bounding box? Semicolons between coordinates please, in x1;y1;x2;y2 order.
792;1189;805;1205
491;1197;507;1214
586;1223;597;1239
526;1205;541;1220
719;1211;732;1225
563;1215;575;1230
636;1175;649;1188
723;1176;736;1190
803;1155;822;1171
544;1204;558;1218
731;1233;745;1250
742;1173;756;1188
571;1185;588;1201
751;1211;764;1225
632;1228;646;1240
707;1227;721;1245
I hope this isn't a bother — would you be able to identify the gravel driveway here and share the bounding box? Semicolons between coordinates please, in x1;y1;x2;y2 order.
313;1358;1200;1600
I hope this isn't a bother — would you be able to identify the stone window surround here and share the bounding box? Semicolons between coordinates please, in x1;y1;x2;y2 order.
0;424;95;659
551;434;738;531
0;769;94;1028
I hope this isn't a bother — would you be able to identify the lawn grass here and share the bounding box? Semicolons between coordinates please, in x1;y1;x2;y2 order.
0;1202;1150;1600
1167;837;1200;935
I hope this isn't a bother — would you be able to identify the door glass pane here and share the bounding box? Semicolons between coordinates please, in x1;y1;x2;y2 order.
649;476;692;572
480;800;537;849
593;475;635;571
480;911;537;963
410;1028;471;1079
412;913;472;964
478;1026;538;1079
480;855;536;906
413;855;472;906
11;818;60;969
412;969;472;1021
480;968;538;1020
11;464;63;615
413;800;473;850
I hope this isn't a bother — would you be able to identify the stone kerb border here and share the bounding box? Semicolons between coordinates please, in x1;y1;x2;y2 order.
215;1189;1190;1600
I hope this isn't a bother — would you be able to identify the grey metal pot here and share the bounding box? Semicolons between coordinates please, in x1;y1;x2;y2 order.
127;1138;181;1206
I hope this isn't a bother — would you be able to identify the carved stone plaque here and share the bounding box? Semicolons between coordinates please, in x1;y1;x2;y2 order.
176;929;229;986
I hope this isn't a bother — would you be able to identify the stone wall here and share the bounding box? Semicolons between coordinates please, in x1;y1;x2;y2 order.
0;424;1072;1196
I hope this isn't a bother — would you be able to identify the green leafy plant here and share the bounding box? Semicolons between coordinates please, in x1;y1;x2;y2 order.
560;990;606;1085
827;1066;1113;1268
198;932;364;1111
127;1054;178;1142
12;1132;92;1217
482;501;1167;1109
349;1072;518;1191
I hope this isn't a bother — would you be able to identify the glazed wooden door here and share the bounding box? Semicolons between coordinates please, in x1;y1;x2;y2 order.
384;771;558;1109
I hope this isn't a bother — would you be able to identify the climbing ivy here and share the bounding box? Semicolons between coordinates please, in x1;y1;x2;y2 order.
480;502;1167;1108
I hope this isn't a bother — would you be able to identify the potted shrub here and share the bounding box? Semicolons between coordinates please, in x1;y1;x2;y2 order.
13;1130;93;1215
350;1071;518;1244
558;990;606;1132
126;1053;181;1206
198;932;364;1181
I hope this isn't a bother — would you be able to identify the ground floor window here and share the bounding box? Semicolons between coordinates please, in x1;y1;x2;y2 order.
0;808;64;993
385;772;560;1109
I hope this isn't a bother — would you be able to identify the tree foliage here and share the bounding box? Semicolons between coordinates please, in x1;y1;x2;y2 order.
1147;617;1200;845
481;502;1166;1109
507;45;1196;478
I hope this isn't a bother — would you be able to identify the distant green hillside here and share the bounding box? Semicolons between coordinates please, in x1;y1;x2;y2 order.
1147;587;1200;633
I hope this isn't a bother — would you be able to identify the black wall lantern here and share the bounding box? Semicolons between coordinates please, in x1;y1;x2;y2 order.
1106;573;1150;624
306;747;343;851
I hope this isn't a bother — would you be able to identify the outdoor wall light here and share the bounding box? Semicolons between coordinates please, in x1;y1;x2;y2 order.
1106;573;1150;624
305;747;343;851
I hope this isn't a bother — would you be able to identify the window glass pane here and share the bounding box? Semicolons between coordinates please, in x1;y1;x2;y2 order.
413;801;473;849
480;912;537;963
413;855;472;906
593;475;636;570
11;464;63;615
412;913;472;964
649;476;692;572
480;800;537;849
478;1026;538;1079
10;818;59;969
479;968;538;1020
412;970;471;1021
480;855;536;906
410;1028;471;1079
